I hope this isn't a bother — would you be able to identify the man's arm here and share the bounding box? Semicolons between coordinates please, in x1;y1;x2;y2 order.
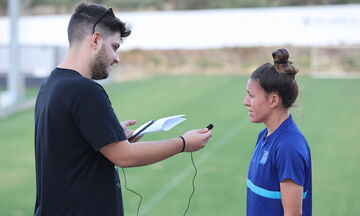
280;179;303;216
100;128;212;168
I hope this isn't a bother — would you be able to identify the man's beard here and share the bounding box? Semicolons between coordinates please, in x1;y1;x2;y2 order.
91;46;109;80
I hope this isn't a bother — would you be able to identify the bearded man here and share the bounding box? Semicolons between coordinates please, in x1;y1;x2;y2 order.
34;2;212;215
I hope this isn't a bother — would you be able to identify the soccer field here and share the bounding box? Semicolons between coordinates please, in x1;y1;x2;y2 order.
0;75;359;215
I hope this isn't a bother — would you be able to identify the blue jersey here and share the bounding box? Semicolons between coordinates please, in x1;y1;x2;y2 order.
247;115;312;216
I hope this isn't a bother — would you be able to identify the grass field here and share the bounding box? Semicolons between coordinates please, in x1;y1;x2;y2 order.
0;75;360;216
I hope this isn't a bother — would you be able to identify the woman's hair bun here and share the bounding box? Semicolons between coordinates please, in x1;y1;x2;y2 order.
250;48;299;108
272;48;298;78
272;48;290;64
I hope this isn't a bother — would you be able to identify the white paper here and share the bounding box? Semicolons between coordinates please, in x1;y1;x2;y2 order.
136;114;186;137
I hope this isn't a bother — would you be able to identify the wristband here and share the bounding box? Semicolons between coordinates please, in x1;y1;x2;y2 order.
179;136;186;152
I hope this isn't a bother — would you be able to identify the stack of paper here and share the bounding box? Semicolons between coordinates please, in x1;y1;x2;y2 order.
130;114;186;139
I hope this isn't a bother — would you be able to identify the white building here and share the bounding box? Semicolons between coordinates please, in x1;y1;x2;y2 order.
0;4;359;77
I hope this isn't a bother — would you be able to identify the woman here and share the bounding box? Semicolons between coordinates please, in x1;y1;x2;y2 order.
243;48;312;216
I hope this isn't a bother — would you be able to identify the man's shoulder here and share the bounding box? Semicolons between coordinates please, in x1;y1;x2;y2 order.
48;68;105;93
37;68;106;104
52;68;94;84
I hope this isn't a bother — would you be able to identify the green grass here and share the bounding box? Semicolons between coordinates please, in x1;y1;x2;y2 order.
0;75;359;216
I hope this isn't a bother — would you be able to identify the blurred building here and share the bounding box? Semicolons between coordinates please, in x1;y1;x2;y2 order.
0;4;359;84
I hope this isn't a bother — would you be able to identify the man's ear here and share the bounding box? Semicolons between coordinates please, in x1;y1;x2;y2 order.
90;32;103;50
269;92;281;109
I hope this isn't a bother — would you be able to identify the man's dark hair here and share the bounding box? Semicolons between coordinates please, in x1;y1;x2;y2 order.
67;2;131;46
250;48;299;108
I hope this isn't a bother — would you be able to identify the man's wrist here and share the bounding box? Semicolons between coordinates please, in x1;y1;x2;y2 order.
179;136;186;152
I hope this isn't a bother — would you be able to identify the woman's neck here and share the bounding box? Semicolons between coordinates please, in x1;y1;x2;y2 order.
264;111;290;136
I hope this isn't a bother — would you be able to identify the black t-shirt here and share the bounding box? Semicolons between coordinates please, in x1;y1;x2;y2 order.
34;68;127;216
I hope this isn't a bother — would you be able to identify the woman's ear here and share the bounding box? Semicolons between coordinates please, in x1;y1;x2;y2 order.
268;92;281;109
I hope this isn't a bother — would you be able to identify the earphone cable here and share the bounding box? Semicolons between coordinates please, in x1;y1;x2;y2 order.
120;167;143;216
117;151;197;216
182;152;197;216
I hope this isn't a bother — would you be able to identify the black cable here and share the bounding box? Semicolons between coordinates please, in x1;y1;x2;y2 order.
121;167;143;216
118;151;198;216
182;152;197;216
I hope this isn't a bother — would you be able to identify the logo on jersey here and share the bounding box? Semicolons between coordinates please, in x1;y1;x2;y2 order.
259;150;269;165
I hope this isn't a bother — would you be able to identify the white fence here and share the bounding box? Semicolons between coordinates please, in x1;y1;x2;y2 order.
0;4;359;78
0;45;66;76
1;4;360;49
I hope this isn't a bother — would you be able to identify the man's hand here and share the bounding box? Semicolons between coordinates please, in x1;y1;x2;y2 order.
120;120;142;142
182;128;212;152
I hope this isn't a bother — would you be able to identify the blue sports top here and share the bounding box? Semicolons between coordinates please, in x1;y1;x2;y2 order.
246;115;312;216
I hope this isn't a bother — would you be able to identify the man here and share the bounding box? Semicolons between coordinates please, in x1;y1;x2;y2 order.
34;2;212;215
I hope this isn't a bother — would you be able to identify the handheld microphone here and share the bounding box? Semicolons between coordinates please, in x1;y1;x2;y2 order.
206;124;214;130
